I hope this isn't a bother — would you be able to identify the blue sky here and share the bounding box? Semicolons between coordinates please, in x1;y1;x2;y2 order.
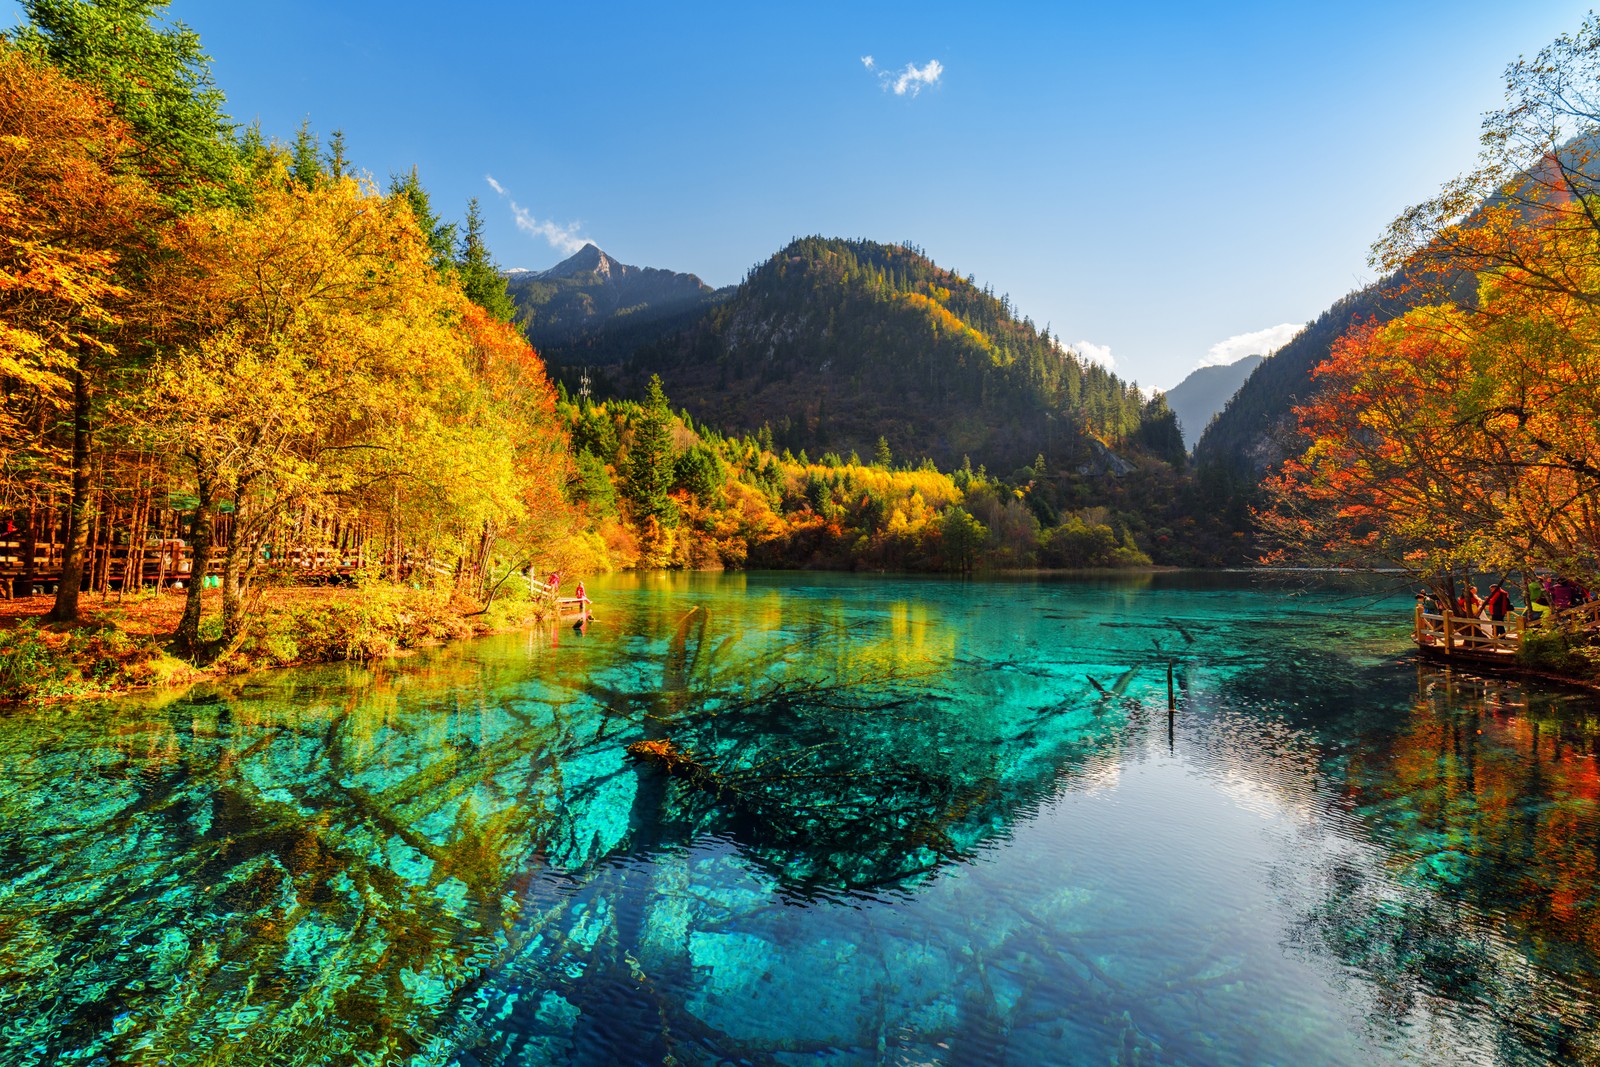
4;1;1592;388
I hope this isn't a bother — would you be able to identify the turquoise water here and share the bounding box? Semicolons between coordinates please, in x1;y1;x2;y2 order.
2;571;1599;1065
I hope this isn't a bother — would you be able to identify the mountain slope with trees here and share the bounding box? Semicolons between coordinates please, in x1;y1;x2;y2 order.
616;236;1182;475
1163;355;1265;451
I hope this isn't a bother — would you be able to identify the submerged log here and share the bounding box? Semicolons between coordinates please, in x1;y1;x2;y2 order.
627;739;723;790
626;738;709;781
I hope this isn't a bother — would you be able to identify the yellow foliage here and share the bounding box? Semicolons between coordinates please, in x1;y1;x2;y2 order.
899;291;989;349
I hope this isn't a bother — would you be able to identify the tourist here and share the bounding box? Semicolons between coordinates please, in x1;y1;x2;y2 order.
1485;582;1512;636
1529;582;1552;621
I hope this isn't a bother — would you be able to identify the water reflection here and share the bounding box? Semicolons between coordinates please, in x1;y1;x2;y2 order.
0;573;1596;1065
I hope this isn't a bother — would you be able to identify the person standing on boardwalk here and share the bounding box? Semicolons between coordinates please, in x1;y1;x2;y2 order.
1485;582;1512;637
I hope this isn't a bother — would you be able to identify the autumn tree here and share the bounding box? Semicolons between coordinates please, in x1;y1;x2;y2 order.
143;167;466;647
0;44;160;619
1265;14;1600;594
10;0;239;210
1373;12;1600;307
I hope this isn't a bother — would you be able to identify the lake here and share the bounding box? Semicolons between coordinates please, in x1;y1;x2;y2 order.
2;571;1598;1066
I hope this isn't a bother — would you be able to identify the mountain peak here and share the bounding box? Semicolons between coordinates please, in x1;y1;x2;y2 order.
541;243;625;281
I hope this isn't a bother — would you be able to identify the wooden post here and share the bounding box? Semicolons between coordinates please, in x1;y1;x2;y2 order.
1442;610;1454;656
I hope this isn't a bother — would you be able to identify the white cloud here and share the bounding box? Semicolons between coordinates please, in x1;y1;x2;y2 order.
1199;322;1303;368
865;56;943;97
1069;340;1115;370
889;58;943;96
485;175;589;256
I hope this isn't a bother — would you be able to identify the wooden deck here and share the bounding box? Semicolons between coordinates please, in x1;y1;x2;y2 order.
529;578;591;618
1414;599;1600;665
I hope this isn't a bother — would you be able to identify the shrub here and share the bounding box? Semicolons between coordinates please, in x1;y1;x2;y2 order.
0;622;80;701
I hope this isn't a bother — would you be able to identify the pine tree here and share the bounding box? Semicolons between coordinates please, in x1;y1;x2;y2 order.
624;375;677;528
291;119;321;189
325;128;348;179
16;0;239;209
456;198;517;322
387;167;456;275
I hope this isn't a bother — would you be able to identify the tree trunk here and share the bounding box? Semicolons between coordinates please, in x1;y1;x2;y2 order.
221;507;262;642
221;521;245;641
19;506;38;598
46;366;92;622
176;473;216;655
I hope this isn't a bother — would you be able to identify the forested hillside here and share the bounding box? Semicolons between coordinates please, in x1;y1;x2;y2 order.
613;237;1181;475
1193;285;1401;474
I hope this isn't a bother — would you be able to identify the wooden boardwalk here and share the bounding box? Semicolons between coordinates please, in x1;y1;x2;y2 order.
1414;599;1600;665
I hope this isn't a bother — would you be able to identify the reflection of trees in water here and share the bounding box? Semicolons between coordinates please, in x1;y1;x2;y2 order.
15;587;1595;1065
0;602;1158;1065
1262;666;1600;1066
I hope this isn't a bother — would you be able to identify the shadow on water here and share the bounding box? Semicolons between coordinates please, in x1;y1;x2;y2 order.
1;571;1598;1065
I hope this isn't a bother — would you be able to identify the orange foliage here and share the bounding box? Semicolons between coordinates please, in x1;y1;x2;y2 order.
0;43;157;489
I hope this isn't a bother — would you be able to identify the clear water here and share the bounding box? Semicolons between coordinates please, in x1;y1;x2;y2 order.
3;571;1598;1066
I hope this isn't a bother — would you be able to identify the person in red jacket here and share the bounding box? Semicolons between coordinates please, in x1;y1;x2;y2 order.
1485;581;1513;636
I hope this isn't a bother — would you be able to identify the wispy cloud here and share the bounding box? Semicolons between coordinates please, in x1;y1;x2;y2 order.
1198;323;1303;368
484;175;589;256
1069;339;1115;371
864;56;943;97
890;59;943;96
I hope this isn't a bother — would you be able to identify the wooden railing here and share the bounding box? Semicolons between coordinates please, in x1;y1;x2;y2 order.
1414;598;1600;658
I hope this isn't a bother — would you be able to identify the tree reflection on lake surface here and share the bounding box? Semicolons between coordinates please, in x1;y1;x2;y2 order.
1;571;1597;1065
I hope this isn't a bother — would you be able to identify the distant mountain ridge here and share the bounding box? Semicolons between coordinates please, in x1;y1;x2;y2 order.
505;243;729;351
1163;355;1265;451
1194;284;1409;474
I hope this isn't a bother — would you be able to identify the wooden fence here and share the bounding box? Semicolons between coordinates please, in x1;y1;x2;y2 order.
1414;599;1600;661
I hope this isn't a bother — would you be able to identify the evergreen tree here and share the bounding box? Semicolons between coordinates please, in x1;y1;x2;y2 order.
624;375;677;528
325;128;348;179
291;119;320;189
14;0;240;209
456;197;517;323
387;167;456;275
874;435;893;469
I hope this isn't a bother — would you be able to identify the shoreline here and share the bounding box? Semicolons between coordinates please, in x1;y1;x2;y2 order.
7;572;1598;706
0;584;566;707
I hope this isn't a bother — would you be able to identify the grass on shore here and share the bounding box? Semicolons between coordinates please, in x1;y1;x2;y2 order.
0;582;554;703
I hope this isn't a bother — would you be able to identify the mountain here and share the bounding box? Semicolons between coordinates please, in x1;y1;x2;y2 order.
1191;138;1600;478
505;244;729;353
620;237;1182;474
1163;355;1265;451
1193;284;1412;475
